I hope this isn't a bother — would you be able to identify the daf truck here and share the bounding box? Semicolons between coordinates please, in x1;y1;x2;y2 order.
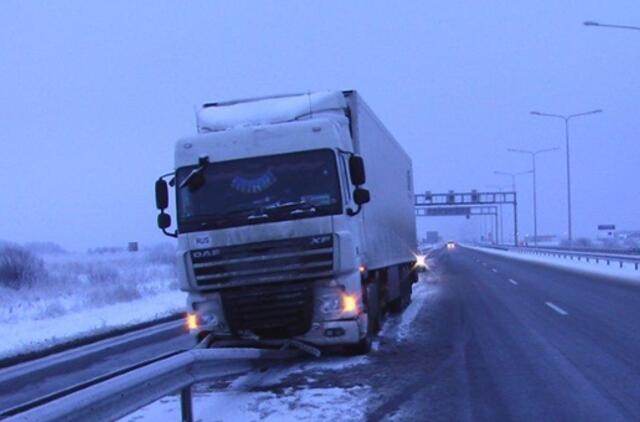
154;90;418;354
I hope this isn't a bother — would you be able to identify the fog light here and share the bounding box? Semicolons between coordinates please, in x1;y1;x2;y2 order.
324;327;346;337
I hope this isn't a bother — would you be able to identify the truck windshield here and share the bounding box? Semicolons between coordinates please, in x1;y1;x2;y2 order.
176;149;342;232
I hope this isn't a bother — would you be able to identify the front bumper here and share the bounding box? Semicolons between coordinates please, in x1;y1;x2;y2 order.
187;272;366;347
191;310;367;347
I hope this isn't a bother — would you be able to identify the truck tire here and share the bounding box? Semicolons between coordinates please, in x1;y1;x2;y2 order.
348;330;372;355
388;266;412;313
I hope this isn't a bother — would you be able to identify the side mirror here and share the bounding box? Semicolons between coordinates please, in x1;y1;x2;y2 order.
349;155;366;186
155;179;169;210
353;187;370;205
157;212;171;230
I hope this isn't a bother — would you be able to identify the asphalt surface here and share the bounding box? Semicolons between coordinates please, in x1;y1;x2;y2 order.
248;245;640;421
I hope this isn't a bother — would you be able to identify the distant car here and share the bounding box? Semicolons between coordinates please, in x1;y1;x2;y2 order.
446;241;456;250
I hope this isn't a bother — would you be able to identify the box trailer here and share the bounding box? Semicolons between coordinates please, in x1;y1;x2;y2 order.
154;90;419;354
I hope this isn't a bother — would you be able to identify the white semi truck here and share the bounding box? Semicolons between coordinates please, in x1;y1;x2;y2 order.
155;90;418;354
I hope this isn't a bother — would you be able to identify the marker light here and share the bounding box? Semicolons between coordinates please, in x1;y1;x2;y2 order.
413;254;429;271
358;265;367;273
186;313;199;331
341;294;358;314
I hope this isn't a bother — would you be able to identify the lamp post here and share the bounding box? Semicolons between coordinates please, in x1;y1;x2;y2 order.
584;21;640;31
507;148;559;246
530;110;602;248
494;170;532;245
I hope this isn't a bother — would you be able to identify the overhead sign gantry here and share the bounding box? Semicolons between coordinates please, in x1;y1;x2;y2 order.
414;190;519;246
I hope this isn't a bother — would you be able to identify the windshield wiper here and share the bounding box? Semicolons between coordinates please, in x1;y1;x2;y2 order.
179;156;209;192
265;201;317;216
290;206;317;215
247;212;268;220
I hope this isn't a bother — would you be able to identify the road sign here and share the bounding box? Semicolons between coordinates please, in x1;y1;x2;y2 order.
597;224;616;230
425;207;471;216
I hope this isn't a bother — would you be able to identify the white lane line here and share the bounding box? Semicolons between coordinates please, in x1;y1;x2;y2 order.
491;268;498;273
508;278;518;285
545;302;568;316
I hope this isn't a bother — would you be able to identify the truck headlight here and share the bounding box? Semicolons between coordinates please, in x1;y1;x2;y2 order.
341;293;358;313
192;294;225;329
319;294;341;315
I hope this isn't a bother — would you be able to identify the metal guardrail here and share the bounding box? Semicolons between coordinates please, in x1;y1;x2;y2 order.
7;348;301;422
508;246;640;271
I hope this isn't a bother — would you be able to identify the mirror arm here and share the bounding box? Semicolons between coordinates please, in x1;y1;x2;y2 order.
347;204;362;217
162;228;178;238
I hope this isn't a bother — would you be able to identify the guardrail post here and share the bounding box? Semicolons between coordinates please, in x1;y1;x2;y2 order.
180;386;194;422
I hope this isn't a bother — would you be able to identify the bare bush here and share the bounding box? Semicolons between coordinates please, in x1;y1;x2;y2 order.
146;243;176;265
0;245;47;289
24;242;67;255
87;284;142;307
86;264;119;284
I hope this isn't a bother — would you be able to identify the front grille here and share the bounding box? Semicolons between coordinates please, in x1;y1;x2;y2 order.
221;282;314;339
190;235;334;288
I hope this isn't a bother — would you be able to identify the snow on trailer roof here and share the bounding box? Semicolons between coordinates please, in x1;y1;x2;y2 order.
196;91;347;133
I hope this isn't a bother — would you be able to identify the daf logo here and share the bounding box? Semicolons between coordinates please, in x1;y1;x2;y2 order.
310;235;331;245
193;249;221;258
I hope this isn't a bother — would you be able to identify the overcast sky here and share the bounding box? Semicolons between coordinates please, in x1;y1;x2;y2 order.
1;1;638;250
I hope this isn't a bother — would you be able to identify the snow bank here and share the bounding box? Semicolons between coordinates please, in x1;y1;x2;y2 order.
197;91;347;132
467;245;640;284
0;250;186;359
0;290;185;359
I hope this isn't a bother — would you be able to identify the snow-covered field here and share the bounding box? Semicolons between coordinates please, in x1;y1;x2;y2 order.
468;245;640;284
121;272;439;422
0;246;186;359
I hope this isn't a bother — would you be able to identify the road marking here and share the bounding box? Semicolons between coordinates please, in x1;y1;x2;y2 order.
491;268;498;273
508;278;518;285
545;302;568;316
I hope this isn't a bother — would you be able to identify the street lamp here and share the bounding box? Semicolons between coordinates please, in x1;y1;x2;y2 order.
507;148;559;246
530;109;602;248
493;170;533;193
584;21;640;31
494;170;532;245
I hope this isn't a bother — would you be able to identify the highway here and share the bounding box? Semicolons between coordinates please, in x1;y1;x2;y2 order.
4;246;640;421
360;246;640;421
